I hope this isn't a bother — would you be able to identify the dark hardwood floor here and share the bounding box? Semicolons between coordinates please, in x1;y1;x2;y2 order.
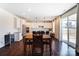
0;39;78;56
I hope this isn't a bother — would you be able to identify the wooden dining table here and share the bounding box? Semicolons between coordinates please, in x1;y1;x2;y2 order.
24;33;51;39
23;33;52;47
23;33;52;45
23;33;52;55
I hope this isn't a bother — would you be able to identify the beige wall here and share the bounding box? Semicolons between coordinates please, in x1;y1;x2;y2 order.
53;16;60;39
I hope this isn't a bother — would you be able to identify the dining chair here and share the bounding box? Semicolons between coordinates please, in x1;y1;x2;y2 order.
32;34;43;56
33;31;36;34
43;36;52;55
41;31;45;35
23;36;33;56
46;31;49;35
38;31;41;34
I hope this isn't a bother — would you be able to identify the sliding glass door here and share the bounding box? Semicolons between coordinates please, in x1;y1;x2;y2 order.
61;17;68;43
68;14;77;48
61;13;77;48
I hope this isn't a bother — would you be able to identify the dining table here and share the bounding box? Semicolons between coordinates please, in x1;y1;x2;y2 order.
23;33;52;43
23;33;51;40
23;33;52;55
23;33;51;44
23;33;52;47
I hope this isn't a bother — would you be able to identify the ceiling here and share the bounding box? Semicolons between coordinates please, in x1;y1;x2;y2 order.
0;3;76;21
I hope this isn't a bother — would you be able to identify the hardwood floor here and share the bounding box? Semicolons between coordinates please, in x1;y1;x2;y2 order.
0;40;24;56
0;39;78;56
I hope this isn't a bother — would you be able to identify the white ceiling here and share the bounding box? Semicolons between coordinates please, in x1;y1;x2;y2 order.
0;3;76;21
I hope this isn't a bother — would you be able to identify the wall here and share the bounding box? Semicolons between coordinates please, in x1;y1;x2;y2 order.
14;17;27;41
0;8;26;48
52;16;60;39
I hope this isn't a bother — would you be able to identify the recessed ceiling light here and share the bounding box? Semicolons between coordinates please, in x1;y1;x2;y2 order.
27;8;31;12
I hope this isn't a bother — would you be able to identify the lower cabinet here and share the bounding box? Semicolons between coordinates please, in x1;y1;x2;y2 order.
4;34;15;46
